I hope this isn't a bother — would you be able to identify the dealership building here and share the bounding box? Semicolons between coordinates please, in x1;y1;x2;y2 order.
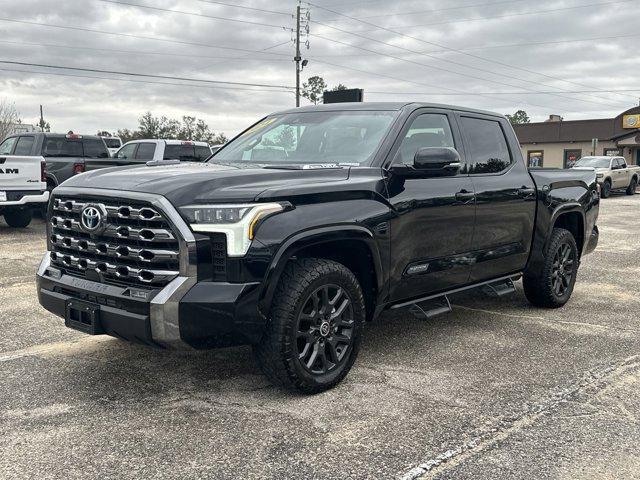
513;106;640;169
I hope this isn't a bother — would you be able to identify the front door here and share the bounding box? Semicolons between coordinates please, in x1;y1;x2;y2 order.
458;114;537;282
386;110;476;302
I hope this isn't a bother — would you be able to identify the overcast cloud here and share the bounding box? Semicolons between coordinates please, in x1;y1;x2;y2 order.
1;0;639;138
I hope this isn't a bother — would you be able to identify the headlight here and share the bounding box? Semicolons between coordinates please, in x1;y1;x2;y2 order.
179;203;284;256
596;173;604;178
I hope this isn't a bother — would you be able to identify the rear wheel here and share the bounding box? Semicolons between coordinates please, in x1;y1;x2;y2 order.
523;228;578;308
254;258;365;394
3;209;32;228
626;177;637;195
601;180;611;198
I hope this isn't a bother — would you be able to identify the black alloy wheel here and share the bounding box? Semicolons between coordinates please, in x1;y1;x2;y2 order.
551;242;576;297
296;284;355;374
601;180;611;198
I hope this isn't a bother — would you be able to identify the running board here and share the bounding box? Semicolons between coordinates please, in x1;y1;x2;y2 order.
482;278;516;297
409;295;452;320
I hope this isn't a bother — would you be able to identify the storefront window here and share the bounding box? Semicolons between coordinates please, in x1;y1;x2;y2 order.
527;150;544;168
564;149;582;168
603;148;621;157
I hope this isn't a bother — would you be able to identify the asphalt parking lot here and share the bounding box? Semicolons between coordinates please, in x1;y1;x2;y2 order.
1;195;639;480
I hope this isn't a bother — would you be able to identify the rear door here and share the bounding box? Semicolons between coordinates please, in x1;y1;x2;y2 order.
612;158;628;188
458;114;537;282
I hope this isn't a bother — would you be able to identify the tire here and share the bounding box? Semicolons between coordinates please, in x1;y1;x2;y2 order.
601;180;611;198
254;258;365;394
523;228;579;308
626;177;637;195
3;209;32;228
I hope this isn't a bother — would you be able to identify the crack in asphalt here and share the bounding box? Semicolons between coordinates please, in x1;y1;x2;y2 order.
399;355;640;480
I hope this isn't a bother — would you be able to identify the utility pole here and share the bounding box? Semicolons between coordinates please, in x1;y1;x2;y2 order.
294;2;310;107
295;4;301;107
39;105;44;132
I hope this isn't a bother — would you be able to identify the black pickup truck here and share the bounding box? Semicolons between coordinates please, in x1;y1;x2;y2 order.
36;103;599;393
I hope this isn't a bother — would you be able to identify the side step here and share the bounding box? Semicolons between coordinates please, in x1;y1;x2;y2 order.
409;295;452;320
481;278;516;297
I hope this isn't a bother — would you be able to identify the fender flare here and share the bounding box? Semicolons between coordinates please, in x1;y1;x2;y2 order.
548;202;586;248
257;225;385;316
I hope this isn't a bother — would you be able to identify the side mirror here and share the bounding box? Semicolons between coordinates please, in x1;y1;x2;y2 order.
414;147;462;176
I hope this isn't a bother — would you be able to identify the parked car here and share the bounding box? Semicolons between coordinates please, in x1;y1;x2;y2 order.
0;136;49;227
0;132;111;191
573;156;639;198
114;139;212;163
36;102;599;393
101;136;122;157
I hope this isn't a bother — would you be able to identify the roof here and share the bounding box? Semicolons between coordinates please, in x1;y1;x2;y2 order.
514;106;640;144
274;101;503;118
125;139;209;146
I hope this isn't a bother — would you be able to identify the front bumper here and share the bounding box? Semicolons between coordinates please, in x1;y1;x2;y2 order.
0;190;49;207
37;253;264;350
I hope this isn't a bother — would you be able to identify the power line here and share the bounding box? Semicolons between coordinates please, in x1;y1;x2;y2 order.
97;0;291;30
309;57;555;110
322;0;528;21
0;66;295;94
0;60;294;90
308;32;640;57
368;89;640;96
193;0;291;17
354;0;637;31
307;2;632;106
0;39;292;62
0;17;292;57
310;32;625;110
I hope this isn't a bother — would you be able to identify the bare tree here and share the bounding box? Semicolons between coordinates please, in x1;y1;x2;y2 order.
0;99;20;141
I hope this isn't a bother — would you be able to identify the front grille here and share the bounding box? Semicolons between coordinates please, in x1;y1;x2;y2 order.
49;196;181;288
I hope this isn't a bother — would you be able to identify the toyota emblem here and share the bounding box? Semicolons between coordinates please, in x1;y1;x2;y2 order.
81;205;104;232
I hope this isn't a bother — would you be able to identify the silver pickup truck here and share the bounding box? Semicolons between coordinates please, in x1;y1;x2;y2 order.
573;156;639;198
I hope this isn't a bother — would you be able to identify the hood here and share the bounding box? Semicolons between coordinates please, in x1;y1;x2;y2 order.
572;166;608;172
60;162;352;206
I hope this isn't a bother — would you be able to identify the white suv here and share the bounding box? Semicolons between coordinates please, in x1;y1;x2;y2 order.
114;139;212;163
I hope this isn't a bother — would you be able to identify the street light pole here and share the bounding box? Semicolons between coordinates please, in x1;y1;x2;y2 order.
295;4;301;107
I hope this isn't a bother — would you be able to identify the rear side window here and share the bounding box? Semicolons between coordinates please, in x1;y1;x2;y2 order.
461;117;513;174
82;139;109;158
104;138;121;149
43;138;83;157
164;145;197;161
14;136;35;155
194;145;211;161
0;137;17;155
135;143;156;160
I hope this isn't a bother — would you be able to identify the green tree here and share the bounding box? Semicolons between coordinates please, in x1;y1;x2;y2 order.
117;112;227;144
505;110;530;125
331;84;348;91
302;76;327;105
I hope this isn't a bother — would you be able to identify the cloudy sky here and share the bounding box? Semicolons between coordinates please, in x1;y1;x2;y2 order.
1;0;639;138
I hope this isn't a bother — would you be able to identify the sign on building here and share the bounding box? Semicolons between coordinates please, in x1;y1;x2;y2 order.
622;114;640;129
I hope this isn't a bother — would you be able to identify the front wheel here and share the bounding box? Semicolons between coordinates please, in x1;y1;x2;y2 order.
523;228;579;308
254;258;365;394
3;209;32;228
626;177;637;195
601;180;612;198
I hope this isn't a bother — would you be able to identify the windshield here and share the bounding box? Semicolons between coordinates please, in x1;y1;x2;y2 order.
211;110;397;167
574;157;611;168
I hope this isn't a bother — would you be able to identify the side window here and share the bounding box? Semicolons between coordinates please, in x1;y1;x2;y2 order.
117;143;137;159
461;117;513;174
14;136;35;155
82;139;109;158
617;158;626;168
135;143;156;160
394;113;455;165
195;145;211;161
0;137;17;155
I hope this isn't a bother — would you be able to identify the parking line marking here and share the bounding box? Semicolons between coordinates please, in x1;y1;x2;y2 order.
399;355;640;480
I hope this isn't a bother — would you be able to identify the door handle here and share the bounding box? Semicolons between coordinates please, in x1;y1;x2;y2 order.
517;187;536;197
455;190;475;202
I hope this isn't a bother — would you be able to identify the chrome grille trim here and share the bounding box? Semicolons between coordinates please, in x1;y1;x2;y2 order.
49;193;182;288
